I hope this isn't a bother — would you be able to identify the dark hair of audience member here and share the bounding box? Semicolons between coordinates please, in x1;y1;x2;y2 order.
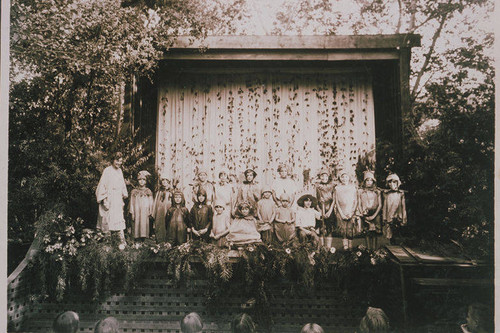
301;323;325;333
94;316;120;333
180;312;203;333
231;313;256;333
358;307;390;333
466;303;493;333
53;311;79;333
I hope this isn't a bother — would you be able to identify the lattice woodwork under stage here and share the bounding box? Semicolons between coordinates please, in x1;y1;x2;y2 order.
17;267;369;333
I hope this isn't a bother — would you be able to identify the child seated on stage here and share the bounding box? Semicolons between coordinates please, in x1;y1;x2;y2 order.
129;170;154;241
210;200;231;247
256;185;276;244
189;188;213;242
274;193;296;244
227;201;261;246
165;189;190;245
296;194;322;247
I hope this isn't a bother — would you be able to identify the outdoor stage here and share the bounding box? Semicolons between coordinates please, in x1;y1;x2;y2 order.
7;234;492;333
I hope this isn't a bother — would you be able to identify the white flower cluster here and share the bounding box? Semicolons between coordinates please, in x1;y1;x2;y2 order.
462;222;489;239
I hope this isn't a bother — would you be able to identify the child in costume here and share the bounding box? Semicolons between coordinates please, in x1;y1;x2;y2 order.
256;185;276;244
272;164;297;207
129;170;154;240
214;168;234;217
192;167;215;207
236;168;261;216
327;168;358;250
152;174;172;243
210;200;231;247
165;189;190;245
315;168;335;239
357;171;382;250
296;194;322;247
382;173;407;244
274;193;296;244
227;201;261;246
189;188;213;242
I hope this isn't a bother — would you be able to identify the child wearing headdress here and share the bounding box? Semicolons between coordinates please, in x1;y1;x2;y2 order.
210;200;231;247
315;167;336;238
274;193;296;244
256;185;276;244
129;170;154;240
227;201;261;246
357;170;382;250
327;167;358;250
236;168;261;216
189;187;213;242
214;168;234;217
296;193;322;247
272;164;298;207
165;189;190;245
192;167;215;207
382;173;407;244
152;174;172;243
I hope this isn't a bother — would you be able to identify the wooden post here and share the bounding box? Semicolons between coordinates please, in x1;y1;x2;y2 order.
398;47;412;158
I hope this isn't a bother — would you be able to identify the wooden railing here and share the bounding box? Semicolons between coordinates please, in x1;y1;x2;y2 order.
7;236;41;332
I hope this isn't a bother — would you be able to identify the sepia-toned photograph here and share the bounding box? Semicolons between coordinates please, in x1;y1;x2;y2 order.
3;0;495;332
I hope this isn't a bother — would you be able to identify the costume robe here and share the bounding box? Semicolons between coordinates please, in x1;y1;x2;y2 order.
130;187;154;238
153;189;171;242
96;165;128;232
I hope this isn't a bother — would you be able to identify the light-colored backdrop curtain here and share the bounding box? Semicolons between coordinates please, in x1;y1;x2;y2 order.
156;70;375;189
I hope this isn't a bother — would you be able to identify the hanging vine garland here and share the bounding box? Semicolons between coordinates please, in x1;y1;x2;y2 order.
157;71;375;184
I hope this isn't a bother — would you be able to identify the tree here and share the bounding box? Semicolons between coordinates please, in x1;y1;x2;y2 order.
8;0;245;242
270;0;494;257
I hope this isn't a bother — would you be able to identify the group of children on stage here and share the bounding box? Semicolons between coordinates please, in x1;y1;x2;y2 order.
127;164;406;250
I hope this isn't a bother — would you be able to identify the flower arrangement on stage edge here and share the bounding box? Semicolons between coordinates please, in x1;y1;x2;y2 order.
27;210;392;327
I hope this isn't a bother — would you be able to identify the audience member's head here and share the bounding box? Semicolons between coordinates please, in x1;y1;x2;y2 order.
301;323;324;333
53;311;79;333
358;307;390;333
180;312;203;333
94;317;120;333
231;313;256;333
464;303;493;333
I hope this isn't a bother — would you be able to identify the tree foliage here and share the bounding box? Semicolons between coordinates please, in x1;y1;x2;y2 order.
271;0;494;257
378;35;494;258
8;0;245;242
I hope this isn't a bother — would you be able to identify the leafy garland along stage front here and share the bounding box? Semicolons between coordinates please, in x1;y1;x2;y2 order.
27;213;391;319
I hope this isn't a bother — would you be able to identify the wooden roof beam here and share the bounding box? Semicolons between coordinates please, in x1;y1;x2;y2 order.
168;34;421;50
